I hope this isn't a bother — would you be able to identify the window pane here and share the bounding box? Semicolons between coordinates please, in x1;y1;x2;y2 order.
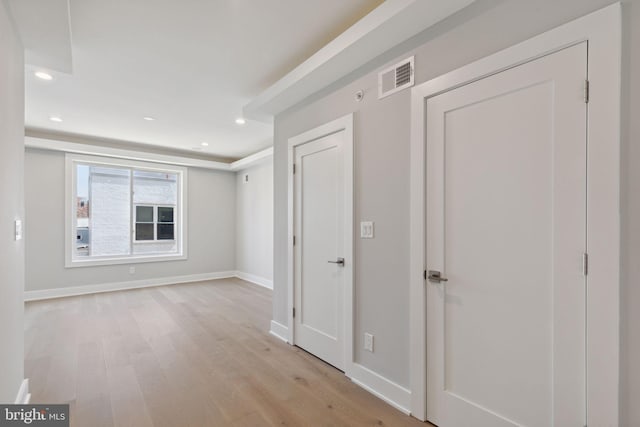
157;224;174;240
136;223;154;240
89;166;131;256
136;206;154;222
158;207;174;223
75;165;90;257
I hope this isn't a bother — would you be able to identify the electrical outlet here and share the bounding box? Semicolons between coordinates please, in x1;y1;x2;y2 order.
129;266;136;275
360;221;374;239
364;333;374;352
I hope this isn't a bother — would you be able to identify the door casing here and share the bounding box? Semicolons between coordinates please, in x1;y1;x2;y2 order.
287;113;354;377
409;4;621;424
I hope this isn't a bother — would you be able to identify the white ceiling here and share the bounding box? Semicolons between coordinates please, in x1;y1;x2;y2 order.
14;0;383;160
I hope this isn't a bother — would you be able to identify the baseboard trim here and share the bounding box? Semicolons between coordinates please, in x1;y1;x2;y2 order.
235;271;273;290
14;379;30;404
24;271;237;301
269;320;289;343
348;363;411;415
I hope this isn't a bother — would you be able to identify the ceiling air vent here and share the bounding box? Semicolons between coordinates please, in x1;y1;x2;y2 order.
378;56;414;99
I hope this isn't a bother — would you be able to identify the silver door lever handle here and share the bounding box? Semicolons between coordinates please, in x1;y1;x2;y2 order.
328;257;345;266
428;270;448;283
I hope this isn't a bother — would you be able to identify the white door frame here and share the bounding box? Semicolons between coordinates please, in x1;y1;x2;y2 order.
287;113;354;376
409;4;621;424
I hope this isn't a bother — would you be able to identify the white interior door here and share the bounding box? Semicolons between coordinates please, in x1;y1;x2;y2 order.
426;43;587;427
294;131;346;370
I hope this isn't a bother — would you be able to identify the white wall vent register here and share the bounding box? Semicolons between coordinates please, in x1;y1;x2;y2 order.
378;56;414;99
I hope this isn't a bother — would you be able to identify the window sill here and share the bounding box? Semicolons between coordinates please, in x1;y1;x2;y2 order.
65;253;187;268
133;239;177;244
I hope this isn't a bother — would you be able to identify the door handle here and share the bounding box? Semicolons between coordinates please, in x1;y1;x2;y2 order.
328;257;345;266
427;270;448;283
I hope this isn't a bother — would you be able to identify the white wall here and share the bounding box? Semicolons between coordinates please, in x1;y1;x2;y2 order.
235;159;273;287
273;0;640;423
0;0;25;402
25;148;237;291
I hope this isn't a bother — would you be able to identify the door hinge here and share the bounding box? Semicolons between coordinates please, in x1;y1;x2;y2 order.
583;253;589;276
293;163;296;174
293;235;296;246
293;307;296;318
423;270;427;280
584;79;590;104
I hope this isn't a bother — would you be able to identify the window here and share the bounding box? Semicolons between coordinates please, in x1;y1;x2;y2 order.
157;207;175;240
134;205;175;241
66;154;187;267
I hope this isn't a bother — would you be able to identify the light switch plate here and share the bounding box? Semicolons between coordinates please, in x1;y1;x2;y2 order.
360;221;374;238
14;220;22;241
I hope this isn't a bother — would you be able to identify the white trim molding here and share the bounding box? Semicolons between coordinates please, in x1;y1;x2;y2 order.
26;136;274;173
269;320;289;343
230;147;273;171
287;113;355;374
26;137;231;171
349;364;412;416
24;272;273;302
235;271;273;290
409;3;621;423
24;271;237;301
14;379;30;404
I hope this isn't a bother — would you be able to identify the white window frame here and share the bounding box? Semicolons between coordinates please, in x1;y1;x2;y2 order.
65;153;188;267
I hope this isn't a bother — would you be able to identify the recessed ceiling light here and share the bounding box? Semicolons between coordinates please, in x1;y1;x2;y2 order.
143;116;155;121
201;142;209;147
49;116;63;122
35;71;53;81
235;117;246;125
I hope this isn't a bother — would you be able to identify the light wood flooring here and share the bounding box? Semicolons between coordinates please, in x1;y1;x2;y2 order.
25;278;429;427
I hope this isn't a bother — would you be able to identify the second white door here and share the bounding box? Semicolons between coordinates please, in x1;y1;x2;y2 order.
426;43;588;426
294;131;347;370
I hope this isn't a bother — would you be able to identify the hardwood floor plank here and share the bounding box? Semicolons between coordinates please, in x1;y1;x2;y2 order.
107;365;154;427
72;397;114;427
